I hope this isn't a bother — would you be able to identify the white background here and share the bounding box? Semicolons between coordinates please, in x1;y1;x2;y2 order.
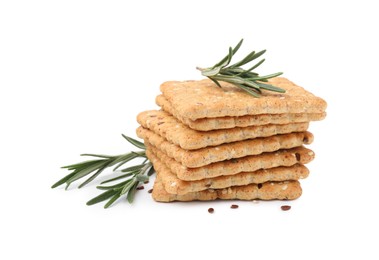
1;0;378;259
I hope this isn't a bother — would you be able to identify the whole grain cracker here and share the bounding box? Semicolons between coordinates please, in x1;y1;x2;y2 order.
160;78;327;120
138;126;313;168
152;176;302;202
156;94;326;131
146;148;309;195
137;110;309;150
147;143;315;181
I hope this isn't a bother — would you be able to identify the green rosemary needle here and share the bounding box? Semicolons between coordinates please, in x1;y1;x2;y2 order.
197;39;285;97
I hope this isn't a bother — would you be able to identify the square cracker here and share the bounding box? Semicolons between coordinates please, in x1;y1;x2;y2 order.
146;142;315;181
137;126;313;168
137;110;309;150
156;94;326;131
146;148;309;195
160;77;327;120
152;176;302;202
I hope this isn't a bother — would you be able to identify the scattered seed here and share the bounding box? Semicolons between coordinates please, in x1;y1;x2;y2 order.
230;204;239;209
148;189;153;193
295;153;301;161
208;208;214;214
257;183;263;189
281;205;291;211
136;186;144;190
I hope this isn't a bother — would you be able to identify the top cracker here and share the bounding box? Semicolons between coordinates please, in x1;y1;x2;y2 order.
160;77;327;120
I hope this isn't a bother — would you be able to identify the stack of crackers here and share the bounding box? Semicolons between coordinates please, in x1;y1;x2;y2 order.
137;77;326;202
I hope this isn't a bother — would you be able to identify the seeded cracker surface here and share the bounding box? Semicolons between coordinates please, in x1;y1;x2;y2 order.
146;148;309;195
137;110;309;150
146;143;314;181
159;77;327;120
152;176;302;202
137;126;313;168
156;94;326;131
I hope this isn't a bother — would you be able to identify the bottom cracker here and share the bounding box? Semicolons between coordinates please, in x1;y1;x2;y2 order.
152;176;302;203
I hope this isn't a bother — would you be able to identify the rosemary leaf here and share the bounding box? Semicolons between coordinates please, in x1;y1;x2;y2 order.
248;72;283;81
121;164;146;172
86;190;118;206
113;153;140;171
256;82;286;93
127;182;139;204
80;154;114;159
208;77;222;88
78;165;108;189
104;193;121;209
97;180;130;190
212;39;243;69
229;50;256;68
243;59;265;74
51;172;77;189
122;134;145;149
121;178;137;195
100;172;135;184
236;84;261;98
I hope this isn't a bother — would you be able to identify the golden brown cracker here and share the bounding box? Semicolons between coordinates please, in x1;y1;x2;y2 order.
160;78;327;120
137;110;309;150
156;94;326;131
152;175;302;202
138;126;313;168
147;143;315;181
146;148;309;195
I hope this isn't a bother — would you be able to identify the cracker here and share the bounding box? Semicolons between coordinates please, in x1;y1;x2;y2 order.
137;110;309;150
146;148;309;195
138;126;313;168
152;176;302;202
160;78;327;120
156;94;326;131
147;143;314;181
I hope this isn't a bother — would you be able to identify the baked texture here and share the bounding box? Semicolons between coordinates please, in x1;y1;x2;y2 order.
156;94;326;131
159;77;327;120
138;126;313;168
146;148;309;195
137;110;309;150
152;176;302;202
147;143;315;181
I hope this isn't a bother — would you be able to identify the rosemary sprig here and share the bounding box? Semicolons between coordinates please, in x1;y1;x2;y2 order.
51;135;146;190
52;135;154;208
196;39;285;97
87;161;154;208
